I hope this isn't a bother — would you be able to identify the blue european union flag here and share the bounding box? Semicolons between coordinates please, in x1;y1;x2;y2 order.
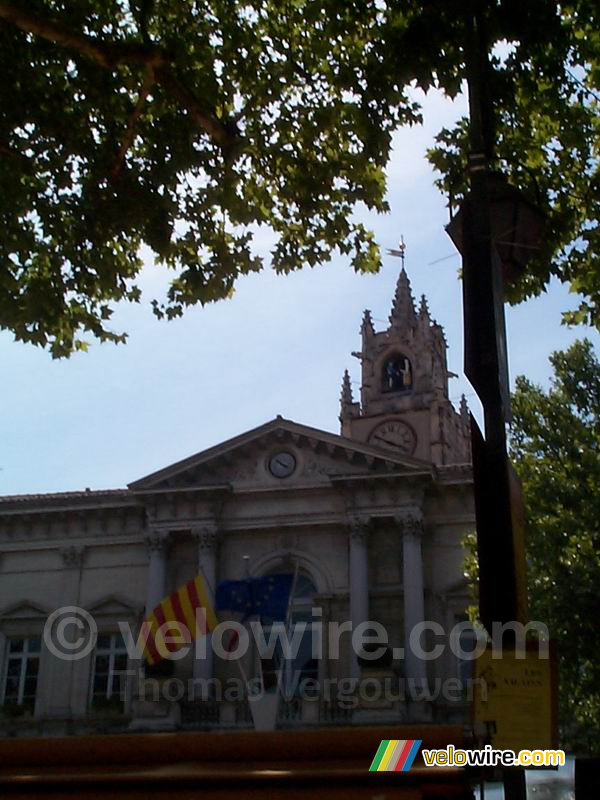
216;574;294;623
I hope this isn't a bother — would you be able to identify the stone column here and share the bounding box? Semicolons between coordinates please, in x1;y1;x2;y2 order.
38;546;86;719
191;524;218;691
131;530;176;730
144;530;170;613
399;514;428;690
349;519;370;680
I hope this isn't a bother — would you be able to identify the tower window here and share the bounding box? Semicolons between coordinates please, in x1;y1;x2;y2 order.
383;354;413;392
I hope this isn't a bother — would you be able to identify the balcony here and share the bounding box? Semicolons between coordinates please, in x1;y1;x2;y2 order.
179;695;402;731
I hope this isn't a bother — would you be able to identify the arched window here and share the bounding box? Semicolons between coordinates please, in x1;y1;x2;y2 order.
260;570;319;696
291;573;317;604
382;353;413;392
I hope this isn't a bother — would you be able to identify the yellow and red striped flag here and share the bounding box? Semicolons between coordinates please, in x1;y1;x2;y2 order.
141;575;217;665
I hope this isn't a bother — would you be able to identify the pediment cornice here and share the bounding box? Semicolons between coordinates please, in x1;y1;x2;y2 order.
129;416;432;492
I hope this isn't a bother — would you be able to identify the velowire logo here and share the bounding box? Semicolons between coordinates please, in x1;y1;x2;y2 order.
369;739;422;772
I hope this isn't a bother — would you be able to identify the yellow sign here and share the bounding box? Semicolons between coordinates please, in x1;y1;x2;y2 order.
473;645;557;752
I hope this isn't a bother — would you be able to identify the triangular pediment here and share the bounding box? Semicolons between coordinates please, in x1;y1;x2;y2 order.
86;594;142;617
129;417;432;491
0;600;52;619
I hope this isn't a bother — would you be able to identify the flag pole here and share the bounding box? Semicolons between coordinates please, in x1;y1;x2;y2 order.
277;559;300;702
285;560;300;631
232;557;262;723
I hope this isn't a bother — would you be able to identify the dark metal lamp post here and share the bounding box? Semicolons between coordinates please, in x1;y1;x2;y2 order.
444;6;545;638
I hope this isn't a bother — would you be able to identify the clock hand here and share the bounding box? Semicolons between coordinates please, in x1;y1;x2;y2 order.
373;435;400;448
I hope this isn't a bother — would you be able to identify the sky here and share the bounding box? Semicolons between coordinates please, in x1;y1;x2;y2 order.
1;89;599;496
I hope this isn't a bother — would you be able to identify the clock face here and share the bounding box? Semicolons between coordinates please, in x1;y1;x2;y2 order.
368;420;416;455
268;451;297;478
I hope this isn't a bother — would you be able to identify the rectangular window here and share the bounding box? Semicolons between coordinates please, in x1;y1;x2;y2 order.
90;633;129;711
1;636;41;712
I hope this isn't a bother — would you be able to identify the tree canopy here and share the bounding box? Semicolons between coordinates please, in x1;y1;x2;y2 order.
509;339;600;753
0;1;597;355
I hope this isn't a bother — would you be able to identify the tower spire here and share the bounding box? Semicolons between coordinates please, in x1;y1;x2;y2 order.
361;309;374;334
339;369;357;435
340;369;354;406
389;267;417;329
460;393;469;425
387;236;416;329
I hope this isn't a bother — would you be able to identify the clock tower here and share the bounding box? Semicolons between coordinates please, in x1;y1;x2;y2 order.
339;266;471;465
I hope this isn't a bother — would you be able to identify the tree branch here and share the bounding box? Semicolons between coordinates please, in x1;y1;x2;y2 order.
155;67;238;150
0;1;239;151
110;70;155;182
0;1;168;69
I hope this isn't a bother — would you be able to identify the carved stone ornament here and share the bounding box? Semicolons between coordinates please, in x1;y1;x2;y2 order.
60;545;85;568
191;525;218;553
144;530;171;554
349;518;370;545
394;513;424;540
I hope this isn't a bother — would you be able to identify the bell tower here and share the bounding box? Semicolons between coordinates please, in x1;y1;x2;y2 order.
339;262;470;465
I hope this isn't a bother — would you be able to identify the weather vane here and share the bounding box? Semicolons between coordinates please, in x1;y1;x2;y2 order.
387;235;406;268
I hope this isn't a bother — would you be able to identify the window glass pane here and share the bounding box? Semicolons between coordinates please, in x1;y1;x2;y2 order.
114;654;128;672
27;637;41;653
113;673;127;698
23;676;38;698
8;639;24;653
4;676;20;700
96;634;111;651
113;632;126;650
94;655;110;673
6;659;22;677
26;658;39;677
293;574;317;600
93;672;109;696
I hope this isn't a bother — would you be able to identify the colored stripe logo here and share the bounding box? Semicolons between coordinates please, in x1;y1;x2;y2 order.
369;739;422;772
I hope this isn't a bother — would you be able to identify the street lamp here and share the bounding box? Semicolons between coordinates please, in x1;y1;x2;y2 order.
446;171;546;289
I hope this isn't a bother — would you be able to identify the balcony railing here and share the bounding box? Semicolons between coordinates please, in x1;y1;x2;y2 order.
179;696;384;730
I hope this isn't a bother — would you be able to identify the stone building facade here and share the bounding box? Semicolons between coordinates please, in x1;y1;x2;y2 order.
0;268;474;736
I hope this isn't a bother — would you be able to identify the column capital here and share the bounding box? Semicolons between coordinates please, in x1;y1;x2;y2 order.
395;512;424;539
60;545;85;568
144;529;171;555
191;523;218;552
348;516;371;545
